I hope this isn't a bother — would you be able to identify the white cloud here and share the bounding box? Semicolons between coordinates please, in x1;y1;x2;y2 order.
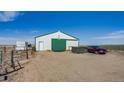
94;30;124;39
0;37;34;45
0;11;21;22
0;29;38;45
108;30;124;36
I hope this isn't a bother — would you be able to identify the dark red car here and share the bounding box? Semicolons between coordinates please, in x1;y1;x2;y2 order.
87;46;107;54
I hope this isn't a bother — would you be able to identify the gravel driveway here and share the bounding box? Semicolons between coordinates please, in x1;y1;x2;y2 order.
8;51;124;82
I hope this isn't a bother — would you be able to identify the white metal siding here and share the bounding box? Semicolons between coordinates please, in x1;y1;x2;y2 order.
39;41;44;51
35;31;79;51
66;40;79;50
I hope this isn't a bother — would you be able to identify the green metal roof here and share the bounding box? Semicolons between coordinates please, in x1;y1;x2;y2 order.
35;31;79;40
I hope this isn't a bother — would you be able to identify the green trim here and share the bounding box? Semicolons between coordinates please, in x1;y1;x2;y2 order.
35;31;58;38
60;31;79;40
35;31;79;40
52;38;78;41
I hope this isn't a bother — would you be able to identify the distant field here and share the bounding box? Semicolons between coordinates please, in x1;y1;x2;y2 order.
101;45;124;51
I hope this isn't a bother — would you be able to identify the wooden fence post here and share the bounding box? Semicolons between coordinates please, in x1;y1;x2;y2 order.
0;50;3;65
4;47;6;53
26;49;28;59
11;50;15;70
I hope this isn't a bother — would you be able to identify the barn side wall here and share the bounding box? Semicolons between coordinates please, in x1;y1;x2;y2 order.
66;40;79;50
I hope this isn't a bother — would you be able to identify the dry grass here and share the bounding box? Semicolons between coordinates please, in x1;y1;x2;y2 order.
8;51;124;82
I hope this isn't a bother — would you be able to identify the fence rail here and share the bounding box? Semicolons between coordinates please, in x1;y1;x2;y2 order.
0;47;34;76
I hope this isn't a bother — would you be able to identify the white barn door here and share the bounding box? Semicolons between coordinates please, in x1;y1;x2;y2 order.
39;41;44;51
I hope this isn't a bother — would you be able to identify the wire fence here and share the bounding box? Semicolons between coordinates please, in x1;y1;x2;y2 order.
0;46;34;76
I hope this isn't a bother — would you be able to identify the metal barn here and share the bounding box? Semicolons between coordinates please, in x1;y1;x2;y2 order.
35;31;79;52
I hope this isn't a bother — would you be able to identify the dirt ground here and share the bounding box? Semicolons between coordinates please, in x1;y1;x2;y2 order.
7;51;124;82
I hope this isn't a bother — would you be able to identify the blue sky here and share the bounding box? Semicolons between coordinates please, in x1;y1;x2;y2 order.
0;11;124;45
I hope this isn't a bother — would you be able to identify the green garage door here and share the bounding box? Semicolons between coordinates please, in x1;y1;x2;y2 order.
52;39;66;52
